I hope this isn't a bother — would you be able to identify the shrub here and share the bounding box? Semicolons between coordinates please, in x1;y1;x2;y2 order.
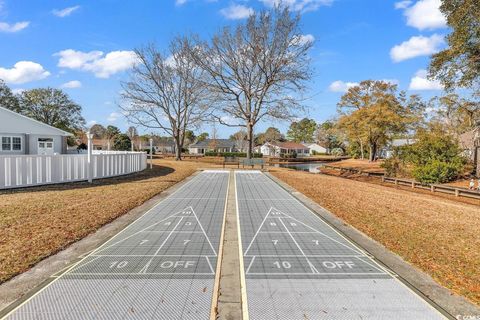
330;148;344;156
412;160;464;184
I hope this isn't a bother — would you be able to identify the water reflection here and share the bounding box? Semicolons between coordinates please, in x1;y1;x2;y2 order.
275;162;325;173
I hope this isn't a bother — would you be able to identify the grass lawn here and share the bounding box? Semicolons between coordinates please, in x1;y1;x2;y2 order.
0;159;215;284
271;168;480;306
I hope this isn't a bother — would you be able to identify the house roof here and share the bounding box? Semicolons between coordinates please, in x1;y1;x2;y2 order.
267;141;309;149
0;106;72;136
189;139;236;148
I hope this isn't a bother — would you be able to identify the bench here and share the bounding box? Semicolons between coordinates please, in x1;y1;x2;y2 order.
222;156;240;168
240;158;265;169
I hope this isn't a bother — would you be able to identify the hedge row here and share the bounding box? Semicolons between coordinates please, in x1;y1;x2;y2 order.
204;152;263;158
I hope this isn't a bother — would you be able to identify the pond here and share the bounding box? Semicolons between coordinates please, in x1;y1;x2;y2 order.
275;162;325;173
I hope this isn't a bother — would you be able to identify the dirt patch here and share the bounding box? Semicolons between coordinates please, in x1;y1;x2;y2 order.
0;159;216;284
271;168;480;306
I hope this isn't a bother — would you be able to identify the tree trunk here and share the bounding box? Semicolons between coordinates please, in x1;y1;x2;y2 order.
369;142;377;162
174;137;182;161
247;121;253;159
359;140;364;160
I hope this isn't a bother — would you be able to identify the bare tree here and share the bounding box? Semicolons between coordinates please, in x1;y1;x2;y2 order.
120;37;210;160
188;8;313;158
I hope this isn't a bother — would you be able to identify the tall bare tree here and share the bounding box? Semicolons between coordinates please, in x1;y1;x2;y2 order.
120;38;210;160
188;8;313;158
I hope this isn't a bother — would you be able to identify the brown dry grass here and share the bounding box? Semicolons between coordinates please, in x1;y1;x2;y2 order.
0;159;215;284
328;159;385;173
271;168;480;306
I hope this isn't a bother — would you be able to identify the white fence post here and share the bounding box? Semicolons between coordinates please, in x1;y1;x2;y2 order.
149;138;153;169
87;132;93;183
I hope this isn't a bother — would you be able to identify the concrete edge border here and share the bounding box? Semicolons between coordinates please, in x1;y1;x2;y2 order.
0;170;203;318
265;172;480;319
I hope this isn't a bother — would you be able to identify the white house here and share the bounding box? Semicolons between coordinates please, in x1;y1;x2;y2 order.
303;143;327;155
260;141;310;157
0;106;72;155
188;139;236;155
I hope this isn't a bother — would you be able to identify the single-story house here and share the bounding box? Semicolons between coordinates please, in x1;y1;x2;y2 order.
303;143;327;155
154;140;176;154
188;139;236;155
260;141;310;157
0;106;72;155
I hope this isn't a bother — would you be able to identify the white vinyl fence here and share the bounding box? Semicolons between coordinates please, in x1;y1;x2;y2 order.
0;151;147;190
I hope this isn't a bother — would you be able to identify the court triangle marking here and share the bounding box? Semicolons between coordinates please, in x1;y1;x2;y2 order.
270;207;363;255
93;206;201;254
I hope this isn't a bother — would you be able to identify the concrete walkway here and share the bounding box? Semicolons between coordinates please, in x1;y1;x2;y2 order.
3;169;471;319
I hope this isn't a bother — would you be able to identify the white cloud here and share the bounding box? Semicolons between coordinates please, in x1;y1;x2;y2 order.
52;5;80;17
107;112;121;122
293;34;315;45
220;4;254;20
175;0;187;6
61;80;82;88
0;61;50;84
0;21;29;33
87;120;97;127
382;79;400;86
409;69;443;90
11;88;25;94
399;0;446;30
394;1;412;9
55;49;138;78
328;80;359;92
260;0;333;12
390;34;444;62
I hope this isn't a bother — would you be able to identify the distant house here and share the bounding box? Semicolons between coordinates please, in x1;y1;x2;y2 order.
260;141;310;157
188;139;236;155
303;143;327;155
0;106;72;155
382;138;416;158
155;140;176;154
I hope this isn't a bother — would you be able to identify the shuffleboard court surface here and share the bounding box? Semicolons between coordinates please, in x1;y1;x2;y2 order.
235;170;445;320
5;170;229;320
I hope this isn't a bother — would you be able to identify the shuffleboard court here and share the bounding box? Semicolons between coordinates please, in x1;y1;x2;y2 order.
4;170;229;320
235;170;445;319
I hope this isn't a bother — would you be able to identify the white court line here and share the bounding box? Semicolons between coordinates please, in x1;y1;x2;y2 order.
205;256;215;274
243;207;274;255
278;217;318;274
245;256;256;274
243;255;365;258
68;272;215;276
355;256;390;274
139;217;184;273
272;207;363;255
91;255;217;257
245;272;388;276
187;206;218;256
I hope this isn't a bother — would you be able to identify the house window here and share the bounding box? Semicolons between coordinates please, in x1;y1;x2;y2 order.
2;137;11;150
12;137;21;150
1;136;22;151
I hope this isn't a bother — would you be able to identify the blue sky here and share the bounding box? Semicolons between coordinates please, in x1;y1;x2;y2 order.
0;0;449;137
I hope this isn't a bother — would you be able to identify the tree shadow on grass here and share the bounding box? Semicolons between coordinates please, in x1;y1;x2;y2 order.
0;164;176;195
